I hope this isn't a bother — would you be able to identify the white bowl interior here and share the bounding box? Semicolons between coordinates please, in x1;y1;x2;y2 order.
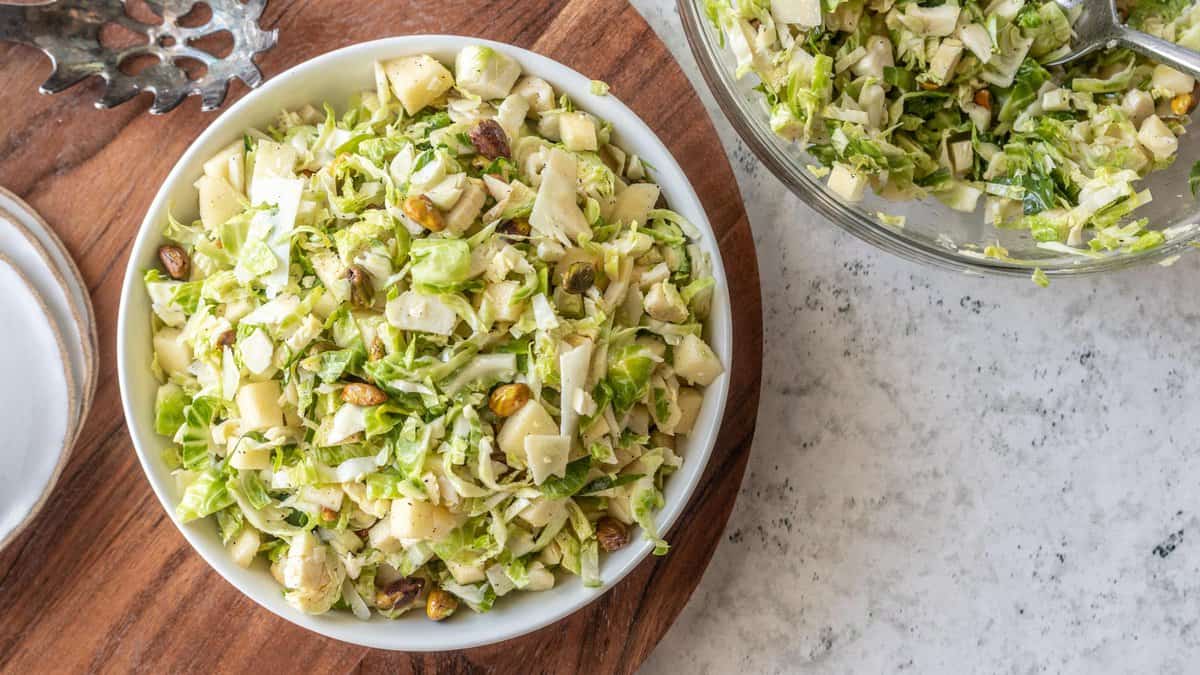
118;35;733;651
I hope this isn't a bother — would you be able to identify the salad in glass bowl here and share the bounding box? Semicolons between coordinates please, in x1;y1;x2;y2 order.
700;0;1200;277
141;45;723;622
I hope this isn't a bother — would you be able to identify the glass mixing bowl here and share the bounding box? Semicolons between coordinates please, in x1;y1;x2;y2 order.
678;0;1200;277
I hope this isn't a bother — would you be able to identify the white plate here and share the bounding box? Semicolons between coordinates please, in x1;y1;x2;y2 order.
0;205;94;439
0;187;96;355
118;36;733;652
0;254;74;550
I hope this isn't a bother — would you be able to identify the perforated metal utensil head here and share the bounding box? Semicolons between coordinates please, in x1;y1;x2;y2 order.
0;0;277;114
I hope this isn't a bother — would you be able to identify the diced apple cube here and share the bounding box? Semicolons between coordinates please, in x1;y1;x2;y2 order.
228;526;260;568
390;497;459;541
484;281;526;323
1139;115;1179;160
1152;64;1195;97
674;333;723;386
383;54;455;116
154;328;192;377
1122;89;1155;126
674;387;705;436
239;329;275;376
559;112;598;152
497;400;559;459
195;174;243;230
236;380;283;432
828;163;867;202
626;405;651;437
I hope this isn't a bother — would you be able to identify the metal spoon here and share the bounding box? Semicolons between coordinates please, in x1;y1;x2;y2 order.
1047;0;1200;78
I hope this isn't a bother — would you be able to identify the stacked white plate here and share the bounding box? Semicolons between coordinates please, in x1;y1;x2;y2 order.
0;187;97;551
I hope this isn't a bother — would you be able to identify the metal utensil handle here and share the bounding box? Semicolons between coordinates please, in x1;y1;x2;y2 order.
1119;27;1200;81
0;4;44;45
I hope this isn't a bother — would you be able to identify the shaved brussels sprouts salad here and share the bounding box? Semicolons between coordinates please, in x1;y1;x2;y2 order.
705;0;1200;258
145;46;723;620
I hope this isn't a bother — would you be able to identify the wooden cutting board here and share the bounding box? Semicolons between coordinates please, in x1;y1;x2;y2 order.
0;1;762;672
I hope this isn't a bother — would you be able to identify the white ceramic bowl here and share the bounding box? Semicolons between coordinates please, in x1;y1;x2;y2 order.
118;35;733;651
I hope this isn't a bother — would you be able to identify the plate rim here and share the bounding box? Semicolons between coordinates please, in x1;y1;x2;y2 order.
0;189;98;401
0;204;97;430
0;252;78;552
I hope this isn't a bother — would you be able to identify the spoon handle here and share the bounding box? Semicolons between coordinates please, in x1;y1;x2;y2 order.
1118;26;1200;81
0;3;44;46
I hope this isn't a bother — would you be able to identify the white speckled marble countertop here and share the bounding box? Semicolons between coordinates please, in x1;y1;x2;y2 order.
631;1;1200;672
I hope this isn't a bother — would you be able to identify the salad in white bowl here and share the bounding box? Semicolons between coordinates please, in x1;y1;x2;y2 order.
137;42;724;626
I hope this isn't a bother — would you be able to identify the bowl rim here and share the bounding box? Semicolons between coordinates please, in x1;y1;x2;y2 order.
117;34;733;651
677;0;1194;278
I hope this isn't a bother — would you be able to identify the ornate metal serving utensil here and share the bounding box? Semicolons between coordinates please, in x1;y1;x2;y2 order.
0;0;277;114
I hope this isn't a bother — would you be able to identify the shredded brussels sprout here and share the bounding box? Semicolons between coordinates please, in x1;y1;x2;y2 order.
146;47;723;620
705;0;1200;254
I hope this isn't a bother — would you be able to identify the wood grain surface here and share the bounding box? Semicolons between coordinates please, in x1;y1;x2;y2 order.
0;1;762;672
